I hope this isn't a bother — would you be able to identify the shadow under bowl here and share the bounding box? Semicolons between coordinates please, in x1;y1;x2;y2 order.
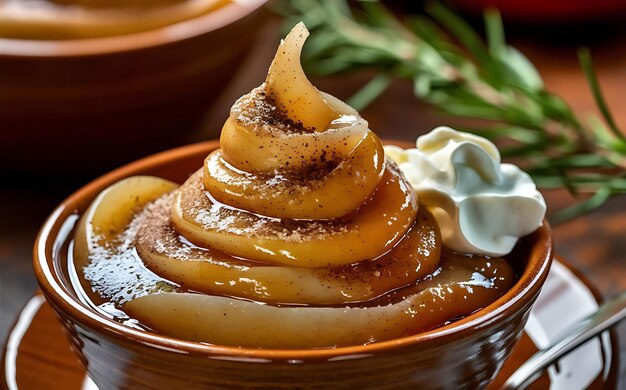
0;1;267;175
33;140;553;389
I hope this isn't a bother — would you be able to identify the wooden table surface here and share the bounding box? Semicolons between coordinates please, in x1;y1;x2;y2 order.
1;17;625;388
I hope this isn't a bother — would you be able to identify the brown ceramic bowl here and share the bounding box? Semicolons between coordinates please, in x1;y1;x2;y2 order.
0;1;266;175
34;140;553;389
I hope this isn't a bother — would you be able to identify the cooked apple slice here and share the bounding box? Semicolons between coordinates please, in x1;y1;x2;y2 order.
220;23;368;174
172;166;418;267
219;87;367;174
124;256;513;348
137;203;440;304
73;176;179;304
265;21;338;132
205;132;384;219
77;176;178;244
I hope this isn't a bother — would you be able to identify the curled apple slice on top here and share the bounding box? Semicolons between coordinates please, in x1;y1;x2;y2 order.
220;22;367;176
265;21;338;133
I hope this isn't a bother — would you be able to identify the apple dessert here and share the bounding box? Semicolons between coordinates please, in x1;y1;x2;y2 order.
72;23;546;348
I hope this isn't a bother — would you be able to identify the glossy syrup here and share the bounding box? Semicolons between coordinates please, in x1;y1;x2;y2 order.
57;206;519;347
59;214;162;332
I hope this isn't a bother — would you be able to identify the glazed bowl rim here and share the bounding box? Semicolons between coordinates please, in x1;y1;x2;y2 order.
0;0;266;57
33;140;553;361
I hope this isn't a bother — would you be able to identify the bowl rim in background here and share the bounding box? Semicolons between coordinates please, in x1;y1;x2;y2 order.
33;140;553;362
0;0;267;58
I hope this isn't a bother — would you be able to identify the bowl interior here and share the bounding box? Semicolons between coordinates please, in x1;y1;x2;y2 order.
0;0;267;56
34;140;553;361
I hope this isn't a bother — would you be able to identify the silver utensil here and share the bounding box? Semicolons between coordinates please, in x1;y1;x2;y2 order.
501;290;626;389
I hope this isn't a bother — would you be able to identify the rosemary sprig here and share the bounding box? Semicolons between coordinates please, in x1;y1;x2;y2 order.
278;0;626;223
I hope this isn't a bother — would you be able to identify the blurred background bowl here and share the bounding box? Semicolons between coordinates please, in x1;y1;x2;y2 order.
0;0;267;176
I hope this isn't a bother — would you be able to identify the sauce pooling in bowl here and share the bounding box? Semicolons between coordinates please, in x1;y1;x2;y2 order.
72;23;516;349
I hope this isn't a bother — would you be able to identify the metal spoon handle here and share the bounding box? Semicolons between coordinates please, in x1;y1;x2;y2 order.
501;291;626;390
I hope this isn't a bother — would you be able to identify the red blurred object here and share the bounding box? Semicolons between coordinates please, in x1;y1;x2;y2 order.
451;0;626;22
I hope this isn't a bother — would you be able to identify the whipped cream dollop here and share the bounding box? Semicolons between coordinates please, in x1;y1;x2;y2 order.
385;127;546;256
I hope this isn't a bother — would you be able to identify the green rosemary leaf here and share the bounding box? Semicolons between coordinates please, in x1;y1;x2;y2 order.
347;73;392;111
408;17;469;68
531;175;565;189
321;0;351;20
484;8;505;58
608;178;626;191
307;57;356;75
588;115;624;151
533;154;614;169
427;2;502;87
506;128;547;143
549;187;612;224
358;0;409;34
499;144;547;158
407;16;453;51
436;101;506;120
499;47;544;90
426;2;490;64
562;154;614;168
578;47;625;140
522;90;577;126
464;125;543;144
561;169;579;196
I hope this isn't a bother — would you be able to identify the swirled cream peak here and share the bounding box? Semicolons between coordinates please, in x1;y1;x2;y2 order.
385;126;546;256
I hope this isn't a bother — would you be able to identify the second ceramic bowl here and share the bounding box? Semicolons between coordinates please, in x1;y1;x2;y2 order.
0;1;267;174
